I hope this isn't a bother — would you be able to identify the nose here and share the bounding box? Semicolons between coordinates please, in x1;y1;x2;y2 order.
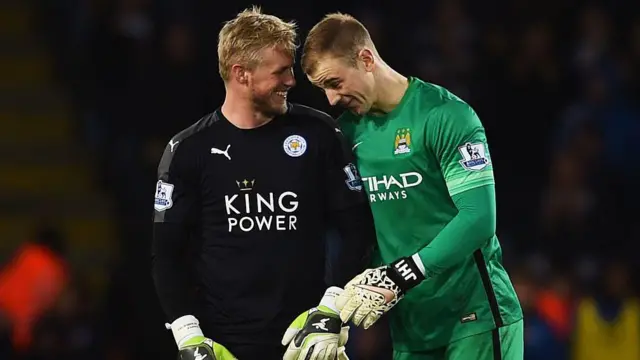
283;69;296;87
325;89;340;106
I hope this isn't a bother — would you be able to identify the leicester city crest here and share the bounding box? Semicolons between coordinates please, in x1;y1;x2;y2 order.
458;142;490;171
283;135;307;157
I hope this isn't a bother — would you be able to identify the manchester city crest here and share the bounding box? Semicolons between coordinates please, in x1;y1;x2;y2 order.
393;128;412;155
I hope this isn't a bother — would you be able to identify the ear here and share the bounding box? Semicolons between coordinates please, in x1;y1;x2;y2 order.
358;48;375;72
231;64;249;85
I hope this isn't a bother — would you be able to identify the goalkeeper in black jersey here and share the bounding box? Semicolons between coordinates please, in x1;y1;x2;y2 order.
151;7;375;360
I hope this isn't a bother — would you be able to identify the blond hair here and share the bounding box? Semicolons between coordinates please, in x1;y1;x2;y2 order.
302;13;376;76
217;6;298;81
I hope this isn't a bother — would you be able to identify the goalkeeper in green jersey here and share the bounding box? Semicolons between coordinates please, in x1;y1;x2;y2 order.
296;13;524;360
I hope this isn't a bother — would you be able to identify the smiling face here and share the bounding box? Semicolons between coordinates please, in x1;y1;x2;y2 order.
217;7;298;116
246;46;296;116
307;55;376;115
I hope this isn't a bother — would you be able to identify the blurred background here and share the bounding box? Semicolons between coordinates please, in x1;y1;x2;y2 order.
0;0;639;359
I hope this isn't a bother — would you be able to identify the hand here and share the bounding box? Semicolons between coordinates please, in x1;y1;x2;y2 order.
336;256;425;329
166;315;237;360
282;287;350;360
178;336;237;360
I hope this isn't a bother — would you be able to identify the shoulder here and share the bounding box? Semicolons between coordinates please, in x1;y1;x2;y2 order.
166;111;222;152
431;98;477;120
336;111;360;130
412;81;479;128
411;78;463;104
156;111;221;174
287;103;342;138
286;103;354;155
425;99;483;144
335;111;360;144
405;78;469;113
287;103;337;128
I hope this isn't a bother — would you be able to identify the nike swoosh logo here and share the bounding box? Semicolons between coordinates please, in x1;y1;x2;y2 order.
355;284;396;304
352;142;363;151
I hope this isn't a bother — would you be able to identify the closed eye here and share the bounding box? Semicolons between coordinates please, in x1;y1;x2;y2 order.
273;66;293;75
324;78;341;89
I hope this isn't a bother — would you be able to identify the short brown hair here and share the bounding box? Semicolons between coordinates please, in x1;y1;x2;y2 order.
218;6;298;81
302;13;375;76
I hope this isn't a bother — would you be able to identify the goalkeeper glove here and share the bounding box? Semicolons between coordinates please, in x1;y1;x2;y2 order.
166;315;237;360
336;256;425;329
282;287;350;360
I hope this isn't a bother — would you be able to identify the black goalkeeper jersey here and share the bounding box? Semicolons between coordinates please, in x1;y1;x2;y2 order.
151;103;375;351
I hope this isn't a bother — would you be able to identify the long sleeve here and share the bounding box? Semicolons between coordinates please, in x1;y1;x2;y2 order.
151;138;200;322
411;99;497;277
329;204;376;287
151;224;194;322
321;118;376;287
416;184;496;276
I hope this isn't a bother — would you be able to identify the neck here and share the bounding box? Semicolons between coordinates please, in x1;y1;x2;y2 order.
221;87;274;129
370;64;409;115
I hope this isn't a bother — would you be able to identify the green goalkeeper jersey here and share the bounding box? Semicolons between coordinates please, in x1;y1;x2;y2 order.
338;78;522;351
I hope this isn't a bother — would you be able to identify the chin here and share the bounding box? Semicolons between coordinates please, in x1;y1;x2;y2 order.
351;106;366;115
273;101;288;114
253;96;288;116
348;100;370;115
269;93;289;113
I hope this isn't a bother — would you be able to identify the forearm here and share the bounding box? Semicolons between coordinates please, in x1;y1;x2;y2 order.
330;203;376;287
151;222;195;322
335;186;497;330
416;185;496;277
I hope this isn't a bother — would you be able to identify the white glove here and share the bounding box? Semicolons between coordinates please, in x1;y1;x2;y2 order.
282;287;350;360
336;256;425;329
166;315;238;359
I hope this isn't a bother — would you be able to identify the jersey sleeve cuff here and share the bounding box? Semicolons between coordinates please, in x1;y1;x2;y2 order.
446;171;494;197
411;253;426;276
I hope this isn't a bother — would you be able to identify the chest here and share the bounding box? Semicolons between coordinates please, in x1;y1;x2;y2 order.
198;129;322;207
351;120;439;181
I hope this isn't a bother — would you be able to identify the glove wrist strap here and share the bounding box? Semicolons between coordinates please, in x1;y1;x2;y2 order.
166;315;204;348
388;256;426;294
319;286;343;314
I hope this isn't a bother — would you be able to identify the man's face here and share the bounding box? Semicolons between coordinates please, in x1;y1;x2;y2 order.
246;46;296;116
307;56;375;115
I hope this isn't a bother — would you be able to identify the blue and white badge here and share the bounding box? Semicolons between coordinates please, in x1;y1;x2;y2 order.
343;163;363;191
458;142;490;171
154;180;174;211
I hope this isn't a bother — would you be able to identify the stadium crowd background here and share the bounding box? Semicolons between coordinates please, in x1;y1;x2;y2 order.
0;0;639;359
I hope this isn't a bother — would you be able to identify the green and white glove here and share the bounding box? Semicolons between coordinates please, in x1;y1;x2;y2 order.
166;315;238;360
282;287;350;360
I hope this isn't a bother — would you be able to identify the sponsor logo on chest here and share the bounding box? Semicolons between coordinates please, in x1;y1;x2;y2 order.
224;179;299;233
361;172;423;203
